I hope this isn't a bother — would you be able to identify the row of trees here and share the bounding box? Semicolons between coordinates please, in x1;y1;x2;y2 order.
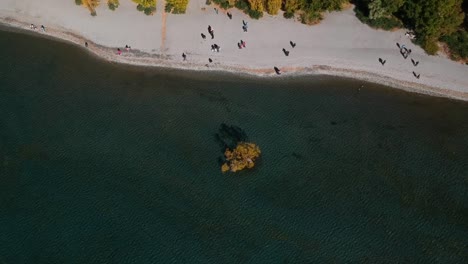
208;0;347;23
75;0;156;15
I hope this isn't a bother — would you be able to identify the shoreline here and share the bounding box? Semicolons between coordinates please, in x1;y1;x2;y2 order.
1;3;468;101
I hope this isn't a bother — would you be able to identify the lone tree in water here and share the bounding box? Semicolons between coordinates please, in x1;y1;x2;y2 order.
221;142;261;173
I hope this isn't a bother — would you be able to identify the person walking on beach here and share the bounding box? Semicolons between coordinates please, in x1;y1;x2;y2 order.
282;48;289;56
182;53;187;61
85;42;88;48
117;48;122;55
207;25;214;39
201;33;206;39
214;8;218;14
274;67;281;75
240;40;246;48
41;25;46;32
227;12;232;19
378;58;386;66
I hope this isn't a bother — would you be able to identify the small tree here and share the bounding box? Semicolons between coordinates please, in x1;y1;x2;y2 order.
401;0;464;54
266;0;281;15
248;0;264;13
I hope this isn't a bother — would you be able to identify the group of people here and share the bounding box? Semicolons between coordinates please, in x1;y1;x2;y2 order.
211;44;221;52
378;41;421;79
30;24;46;32
397;43;420;78
237;40;246;49
182;11;296;75
398;44;412;59
116;44;132;55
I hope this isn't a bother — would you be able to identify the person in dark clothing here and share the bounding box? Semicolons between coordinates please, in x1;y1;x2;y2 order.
201;33;206;39
378;58;386;65
209;58;213;63
274;66;281;75
290;41;296;48
85;42;88;48
282;48;289;56
182;53;187;61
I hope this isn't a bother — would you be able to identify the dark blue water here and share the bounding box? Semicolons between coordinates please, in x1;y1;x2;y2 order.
0;29;467;263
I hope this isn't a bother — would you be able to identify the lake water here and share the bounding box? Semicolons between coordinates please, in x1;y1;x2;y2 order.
0;29;467;263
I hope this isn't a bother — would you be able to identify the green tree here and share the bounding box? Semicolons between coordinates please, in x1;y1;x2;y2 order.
266;0;282;15
368;0;405;19
401;0;464;53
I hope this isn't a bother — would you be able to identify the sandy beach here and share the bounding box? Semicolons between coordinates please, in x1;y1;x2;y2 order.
1;0;467;100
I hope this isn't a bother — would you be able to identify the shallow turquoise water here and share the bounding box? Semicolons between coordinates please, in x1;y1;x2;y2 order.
0;29;467;263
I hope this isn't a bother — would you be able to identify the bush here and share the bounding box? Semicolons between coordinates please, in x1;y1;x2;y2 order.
165;3;173;12
421;38;439;55
107;0;119;10
235;0;249;11
75;0;82;5
220;1;230;9
367;17;402;30
440;30;468;60
354;6;402;30
248;9;263;19
91;10;97;16
144;7;156;15
300;10;322;25
137;4;145;11
283;11;294;19
206;0;211;5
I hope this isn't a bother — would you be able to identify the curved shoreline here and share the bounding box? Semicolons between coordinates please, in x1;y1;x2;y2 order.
1;16;467;102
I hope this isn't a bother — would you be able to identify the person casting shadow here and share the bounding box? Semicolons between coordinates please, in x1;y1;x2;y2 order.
274;67;281;75
378;58;386;65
